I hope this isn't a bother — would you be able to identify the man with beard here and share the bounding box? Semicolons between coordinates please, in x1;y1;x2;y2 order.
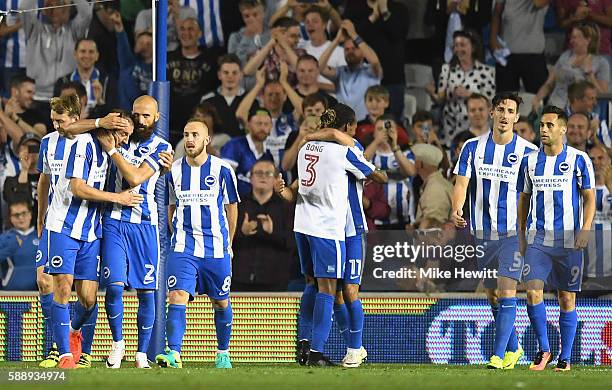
319;19;382;122
67;95;174;368
156;119;239;369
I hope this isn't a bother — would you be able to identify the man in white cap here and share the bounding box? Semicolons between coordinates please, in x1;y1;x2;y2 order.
411;143;452;229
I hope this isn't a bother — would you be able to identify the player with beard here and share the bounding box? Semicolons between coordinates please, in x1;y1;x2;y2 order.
99;96;173;368
156;119;239;369
65;95;174;368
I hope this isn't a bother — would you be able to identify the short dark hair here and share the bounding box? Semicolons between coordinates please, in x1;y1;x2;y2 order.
375;113;396;124
272;16;300;29
412;110;433;124
568;80;597;103
217;53;242;69
8;200;32;212
249;107;272;120
320;103;356;129
110;108;134;126
452;29;484;63
452;130;476;148
297;54;319;67
467;92;490;106
541;105;568;126
517;115;533;128
74;38;97;52
492;92;522;110
304;5;329;23
192;102;221;127
302;92;329;112
59;81;87;100
10;74;35;90
250;159;277;175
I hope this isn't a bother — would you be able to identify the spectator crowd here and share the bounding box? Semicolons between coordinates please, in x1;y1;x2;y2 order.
0;0;611;292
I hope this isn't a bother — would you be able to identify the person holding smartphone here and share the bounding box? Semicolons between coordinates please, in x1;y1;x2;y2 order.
2;133;41;226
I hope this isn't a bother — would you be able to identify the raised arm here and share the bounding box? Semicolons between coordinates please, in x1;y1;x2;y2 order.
532;70;557;112
0;110;25;150
279;61;303;118
489;1;504;51
111;12;137;70
71;0;94;38
319;29;342;80
388;126;415;177
235;67;266;126
243;36;276;76
269;0;292;27
62;112;131;138
342;20;382;79
275;177;299;203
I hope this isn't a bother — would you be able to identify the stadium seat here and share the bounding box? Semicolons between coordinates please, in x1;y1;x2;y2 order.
403;93;417;125
517;92;536;117
404;64;434;111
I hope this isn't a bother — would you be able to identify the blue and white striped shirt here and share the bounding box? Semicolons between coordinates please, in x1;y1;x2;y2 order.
518;144;595;247
44;134;108;242
371;149;416;226
168;155;240;258
585;185;612;277
104;135;171;225
37;132;78;223
181;0;224;48
455;132;538;238
346;140;367;237
0;0;38;69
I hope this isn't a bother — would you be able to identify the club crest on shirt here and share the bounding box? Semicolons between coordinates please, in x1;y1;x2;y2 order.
139;146;151;155
167;275;177;288
204;175;217;187
558;161;571;173
507;153;519;165
51;256;63;268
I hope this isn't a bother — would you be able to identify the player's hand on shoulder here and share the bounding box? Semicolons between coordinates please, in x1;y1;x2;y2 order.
241;212;258;236
116;189;144;207
451;209;466;228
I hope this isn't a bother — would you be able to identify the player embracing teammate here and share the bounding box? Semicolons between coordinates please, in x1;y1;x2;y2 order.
36;94;144;369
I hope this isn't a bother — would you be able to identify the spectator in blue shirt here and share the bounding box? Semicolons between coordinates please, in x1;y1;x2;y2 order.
109;10;153;110
319;19;382;122
0;201;37;290
221;108;274;195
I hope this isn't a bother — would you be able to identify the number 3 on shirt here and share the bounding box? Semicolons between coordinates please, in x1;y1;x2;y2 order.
301;154;320;187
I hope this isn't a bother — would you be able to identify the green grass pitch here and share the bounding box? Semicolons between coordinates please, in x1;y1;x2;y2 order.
0;362;610;390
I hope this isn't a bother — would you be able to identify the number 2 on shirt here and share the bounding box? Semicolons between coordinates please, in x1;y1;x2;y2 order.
301;154;320;187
